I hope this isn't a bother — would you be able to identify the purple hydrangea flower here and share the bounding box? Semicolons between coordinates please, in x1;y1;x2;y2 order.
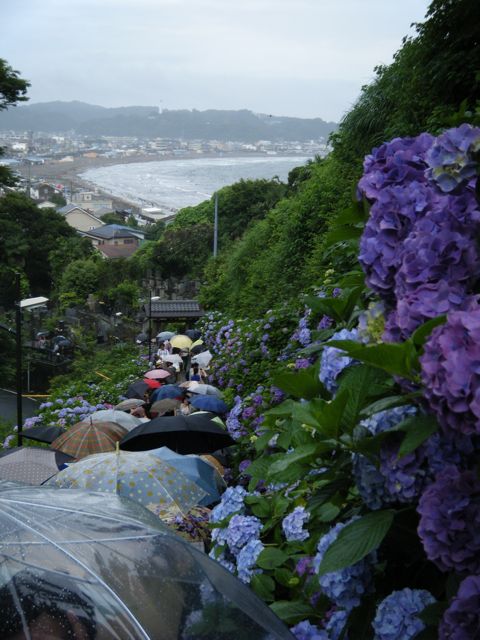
420;305;480;435
372;588;435;640
313;517;376;610
282;506;310;542
295;556;315;577
417;465;480;575
426;123;480;192
439;574;480;640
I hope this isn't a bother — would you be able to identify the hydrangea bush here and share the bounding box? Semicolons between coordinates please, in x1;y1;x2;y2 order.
205;125;480;638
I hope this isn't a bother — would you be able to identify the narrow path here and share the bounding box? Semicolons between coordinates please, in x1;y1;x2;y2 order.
0;389;40;422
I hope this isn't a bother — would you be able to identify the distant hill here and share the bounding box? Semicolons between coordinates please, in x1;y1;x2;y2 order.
0;101;337;142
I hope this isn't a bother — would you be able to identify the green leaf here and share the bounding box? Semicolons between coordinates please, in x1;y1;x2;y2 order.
268;444;318;475
337;365;394;430
257;547;289;570
308;477;349;513
269;600;314;624
397;415;438;457
419;601;447;626
273;368;328;400
327;339;418;379
317;510;395;576
316;502;341;522
251;574;276;601
274;567;296;587
360;395;415;418
291;393;348;439
264;399;300;416
304;287;363;324
411;315;446;348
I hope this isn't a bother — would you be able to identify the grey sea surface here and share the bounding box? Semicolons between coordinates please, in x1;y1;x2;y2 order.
80;155;311;211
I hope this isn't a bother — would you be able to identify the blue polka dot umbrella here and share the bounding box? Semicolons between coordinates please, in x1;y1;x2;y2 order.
48;448;206;518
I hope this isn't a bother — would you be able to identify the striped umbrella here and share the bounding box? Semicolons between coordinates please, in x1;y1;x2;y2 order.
50;421;127;459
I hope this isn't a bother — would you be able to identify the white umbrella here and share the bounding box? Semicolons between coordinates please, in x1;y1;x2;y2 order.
163;353;183;364
191;350;213;368
187;384;223;398
89;409;142;432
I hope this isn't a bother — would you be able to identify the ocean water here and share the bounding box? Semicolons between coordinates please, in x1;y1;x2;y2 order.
80;155;311;211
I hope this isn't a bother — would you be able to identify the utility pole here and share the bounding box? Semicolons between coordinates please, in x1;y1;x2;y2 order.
213;192;218;257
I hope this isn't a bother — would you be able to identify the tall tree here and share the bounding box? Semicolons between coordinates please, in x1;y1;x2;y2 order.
0;59;29;187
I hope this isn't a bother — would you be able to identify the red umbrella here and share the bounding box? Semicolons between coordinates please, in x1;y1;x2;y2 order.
143;378;162;389
144;369;172;380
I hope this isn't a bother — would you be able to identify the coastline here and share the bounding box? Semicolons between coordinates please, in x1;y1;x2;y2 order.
17;151;310;213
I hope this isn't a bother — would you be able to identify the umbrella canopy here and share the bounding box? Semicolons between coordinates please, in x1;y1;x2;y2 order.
150;399;181;416
135;331;148;344
170;334;192;350
144;368;172;380
89;409;142;432
151;447;225;506
143;378;162;389
125;380;149;399
190;395;229;414
51;421;127;459
49;450;206;517
22;424;66;445
191;343;208;355
151;385;185;402
114;398;145;412
156;330;175;341
188;383;223;398
0;487;293;639
162;353;183;365
120;412;235;454
191;349;213;368
0;447;73;485
185;329;202;341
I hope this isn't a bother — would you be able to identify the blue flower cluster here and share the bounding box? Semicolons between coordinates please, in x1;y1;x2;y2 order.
282;506;310;542
236;538;264;583
290;620;328;640
319;328;359;394
313;517;376;610
209;485;247;523
223;514;262;556
372;588;435;640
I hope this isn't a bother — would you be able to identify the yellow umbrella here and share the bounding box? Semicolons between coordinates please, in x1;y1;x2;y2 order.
191;338;204;349
170;335;193;350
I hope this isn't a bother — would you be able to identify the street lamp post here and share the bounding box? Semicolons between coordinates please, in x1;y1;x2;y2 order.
148;294;160;364
15;289;49;447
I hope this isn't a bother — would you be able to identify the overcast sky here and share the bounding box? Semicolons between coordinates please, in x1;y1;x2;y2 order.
1;0;431;122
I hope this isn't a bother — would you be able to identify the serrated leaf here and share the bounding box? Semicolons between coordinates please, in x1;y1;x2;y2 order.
397;415;438;457
318;510;395;576
269;600;314;624
337;365;394;430
257;547;289;570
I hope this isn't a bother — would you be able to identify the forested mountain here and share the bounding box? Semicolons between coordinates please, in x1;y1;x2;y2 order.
0;101;336;141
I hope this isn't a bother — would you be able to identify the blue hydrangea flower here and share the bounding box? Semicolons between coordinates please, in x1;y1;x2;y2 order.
290;620;328;640
224;514;262;556
209;486;247;523
372;588;435;640
282;506;310;542
236;538;264;584
313;517;376;610
325;610;348;640
319;328;359;393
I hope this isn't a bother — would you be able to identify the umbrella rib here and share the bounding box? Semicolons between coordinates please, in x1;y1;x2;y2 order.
3;558;32;640
0;534;160;546
0;507;152;640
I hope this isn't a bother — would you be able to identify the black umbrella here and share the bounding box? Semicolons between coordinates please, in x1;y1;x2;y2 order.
191;343;208;355
120;412;235;454
135;332;148;344
22;425;66;445
185;329;202;341
125;380;149;399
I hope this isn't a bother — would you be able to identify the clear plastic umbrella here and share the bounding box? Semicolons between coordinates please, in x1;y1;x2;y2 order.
188;383;223;398
0;487;293;639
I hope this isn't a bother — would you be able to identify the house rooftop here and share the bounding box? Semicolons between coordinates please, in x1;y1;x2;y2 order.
150;299;204;319
83;224;145;240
